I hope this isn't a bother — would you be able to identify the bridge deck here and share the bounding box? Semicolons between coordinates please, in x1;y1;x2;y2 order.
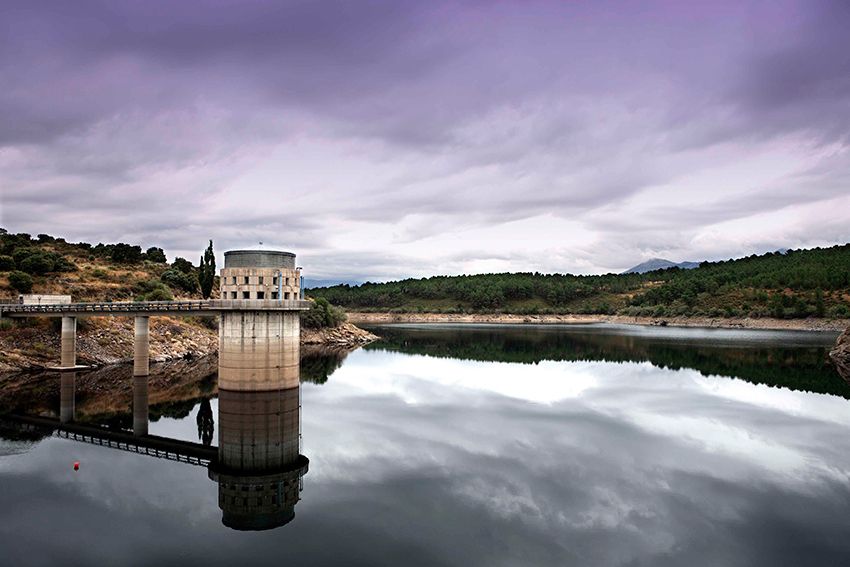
0;299;311;317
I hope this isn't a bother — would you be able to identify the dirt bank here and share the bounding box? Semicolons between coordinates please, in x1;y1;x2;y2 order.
0;318;377;372
347;312;850;332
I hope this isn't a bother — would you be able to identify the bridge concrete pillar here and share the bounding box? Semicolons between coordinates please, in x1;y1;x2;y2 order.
133;375;149;436
218;311;300;391
60;316;76;368
134;316;150;377
60;372;76;424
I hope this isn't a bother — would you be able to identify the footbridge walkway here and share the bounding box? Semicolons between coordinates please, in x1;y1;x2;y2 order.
0;299;310;317
0;299;311;374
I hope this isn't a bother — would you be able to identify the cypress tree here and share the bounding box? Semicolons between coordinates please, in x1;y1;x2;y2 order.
199;240;216;299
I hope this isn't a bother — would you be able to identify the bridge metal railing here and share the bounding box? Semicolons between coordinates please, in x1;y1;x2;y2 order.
0;300;209;314
56;430;212;467
0;299;311;315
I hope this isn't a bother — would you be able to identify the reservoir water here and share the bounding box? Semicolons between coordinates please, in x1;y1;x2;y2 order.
1;323;849;565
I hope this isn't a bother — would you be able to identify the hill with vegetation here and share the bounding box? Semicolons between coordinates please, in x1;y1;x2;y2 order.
310;244;850;320
0;229;216;302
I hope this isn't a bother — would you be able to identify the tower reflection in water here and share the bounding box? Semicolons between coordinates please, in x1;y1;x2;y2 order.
208;387;308;530
208;328;309;531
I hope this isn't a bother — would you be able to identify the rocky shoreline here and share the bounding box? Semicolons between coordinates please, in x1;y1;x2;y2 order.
830;328;850;381
301;323;379;347
347;311;850;332
0;317;377;373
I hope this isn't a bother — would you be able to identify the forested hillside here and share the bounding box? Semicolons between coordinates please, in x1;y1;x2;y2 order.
310;244;850;319
0;229;213;302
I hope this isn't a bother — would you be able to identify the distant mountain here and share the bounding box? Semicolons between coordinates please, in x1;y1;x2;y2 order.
623;258;700;274
303;278;363;289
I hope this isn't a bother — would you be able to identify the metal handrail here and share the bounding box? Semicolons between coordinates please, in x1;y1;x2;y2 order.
0;299;311;314
0;300;207;313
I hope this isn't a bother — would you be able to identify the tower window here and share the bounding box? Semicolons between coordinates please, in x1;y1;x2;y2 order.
242;291;250;299
244;276;250;284
257;291;265;300
258;276;264;285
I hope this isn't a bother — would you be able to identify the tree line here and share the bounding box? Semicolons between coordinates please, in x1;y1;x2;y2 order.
309;244;850;319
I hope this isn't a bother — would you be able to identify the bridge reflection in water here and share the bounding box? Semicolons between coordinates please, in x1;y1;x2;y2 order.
0;353;309;532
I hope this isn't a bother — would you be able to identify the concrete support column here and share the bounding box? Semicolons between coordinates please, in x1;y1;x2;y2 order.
133;375;149;436
134;316;150;377
218;311;300;391
60;372;76;424
60;316;76;368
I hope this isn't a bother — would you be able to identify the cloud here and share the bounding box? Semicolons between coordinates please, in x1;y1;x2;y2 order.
1;0;849;278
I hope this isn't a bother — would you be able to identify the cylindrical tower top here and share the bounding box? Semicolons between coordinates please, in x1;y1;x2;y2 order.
224;250;296;269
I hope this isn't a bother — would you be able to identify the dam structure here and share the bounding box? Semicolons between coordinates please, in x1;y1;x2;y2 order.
0;249;310;378
0;248;312;530
213;250;309;529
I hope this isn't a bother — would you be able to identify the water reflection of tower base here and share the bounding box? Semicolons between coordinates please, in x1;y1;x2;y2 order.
133;375;148;436
208;387;308;531
59;372;76;424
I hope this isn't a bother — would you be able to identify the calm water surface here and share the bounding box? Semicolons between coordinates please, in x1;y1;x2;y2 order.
2;323;850;566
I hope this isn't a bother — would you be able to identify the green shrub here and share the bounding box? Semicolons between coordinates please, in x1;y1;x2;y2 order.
8;270;33;293
301;298;346;329
830;304;850;318
161;269;198;293
0;255;13;271
110;243;143;263
134;278;173;301
53;255;76;272
12;247;39;266
20;253;55;275
143;287;174;301
10;247;75;274
172;257;195;274
145;247;167;263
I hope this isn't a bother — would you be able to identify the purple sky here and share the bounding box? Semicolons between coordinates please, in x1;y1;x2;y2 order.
1;0;849;280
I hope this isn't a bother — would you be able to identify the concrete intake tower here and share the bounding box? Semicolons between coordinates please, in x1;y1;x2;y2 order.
214;249;309;529
218;249;304;392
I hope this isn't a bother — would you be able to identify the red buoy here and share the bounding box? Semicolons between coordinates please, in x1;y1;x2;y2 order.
73;461;80;471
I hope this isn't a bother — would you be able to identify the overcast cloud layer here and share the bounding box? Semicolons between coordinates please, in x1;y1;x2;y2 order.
1;0;849;279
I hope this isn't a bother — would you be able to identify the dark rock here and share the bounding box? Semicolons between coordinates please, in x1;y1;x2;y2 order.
830;328;850;381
